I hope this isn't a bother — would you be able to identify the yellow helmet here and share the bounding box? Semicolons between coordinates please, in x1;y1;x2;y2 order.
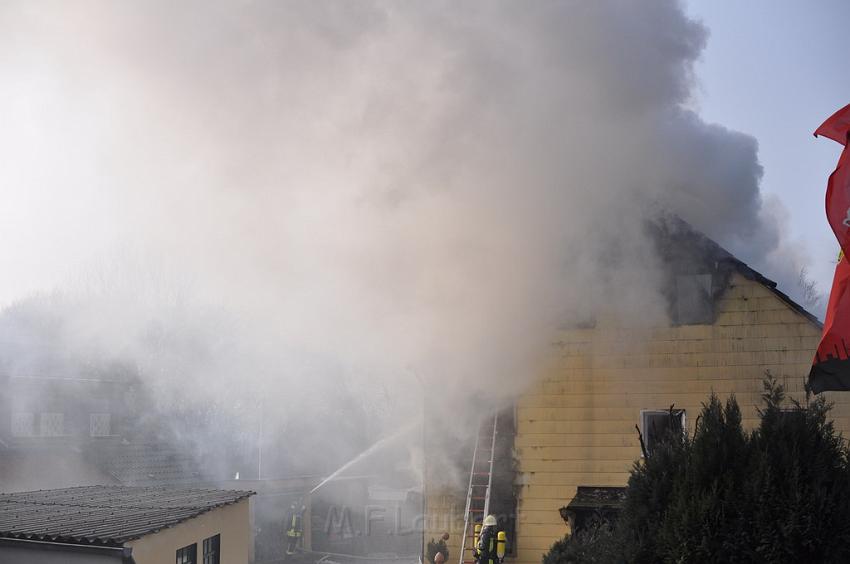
483;514;497;527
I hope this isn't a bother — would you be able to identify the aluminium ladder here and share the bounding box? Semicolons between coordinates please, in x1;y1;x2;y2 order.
458;413;498;564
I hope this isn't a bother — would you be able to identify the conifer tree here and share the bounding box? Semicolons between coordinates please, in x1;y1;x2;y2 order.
543;376;850;563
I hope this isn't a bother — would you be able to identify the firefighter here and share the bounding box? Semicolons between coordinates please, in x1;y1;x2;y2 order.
285;501;305;556
473;514;505;564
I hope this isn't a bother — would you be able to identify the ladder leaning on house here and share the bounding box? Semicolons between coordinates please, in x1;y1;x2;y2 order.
458;412;498;564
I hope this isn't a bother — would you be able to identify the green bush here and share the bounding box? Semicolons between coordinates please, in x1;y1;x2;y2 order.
543;376;850;563
542;522;622;564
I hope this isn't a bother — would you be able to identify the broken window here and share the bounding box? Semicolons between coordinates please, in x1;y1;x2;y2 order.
489;407;517;556
640;409;685;454
11;412;35;437
90;413;111;437
676;273;713;324
39;413;64;437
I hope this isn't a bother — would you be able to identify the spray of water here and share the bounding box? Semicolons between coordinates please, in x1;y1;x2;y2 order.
310;422;418;495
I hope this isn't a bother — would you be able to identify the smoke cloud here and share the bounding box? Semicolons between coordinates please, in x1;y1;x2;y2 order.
0;1;812;480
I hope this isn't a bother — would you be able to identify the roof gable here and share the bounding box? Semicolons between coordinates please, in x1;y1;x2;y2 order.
650;215;822;329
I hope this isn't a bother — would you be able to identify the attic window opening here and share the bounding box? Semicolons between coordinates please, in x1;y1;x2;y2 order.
676;273;713;324
640;409;685;455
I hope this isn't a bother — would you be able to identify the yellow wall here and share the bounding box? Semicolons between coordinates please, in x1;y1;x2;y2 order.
127;498;252;564
424;490;465;563
427;273;850;564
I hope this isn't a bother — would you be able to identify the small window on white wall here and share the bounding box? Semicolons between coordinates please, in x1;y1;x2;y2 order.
90;413;111;437
11;413;35;437
40;413;64;437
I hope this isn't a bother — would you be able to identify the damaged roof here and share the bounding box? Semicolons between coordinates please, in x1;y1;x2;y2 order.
0;485;253;546
651;215;822;328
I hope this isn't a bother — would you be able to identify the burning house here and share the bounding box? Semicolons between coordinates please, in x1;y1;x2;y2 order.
0;2;842;563
424;219;844;564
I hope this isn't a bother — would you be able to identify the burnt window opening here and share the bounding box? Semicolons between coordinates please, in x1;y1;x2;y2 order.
488;407;518;556
176;542;197;564
675;274;713;324
640;409;685;455
203;534;220;564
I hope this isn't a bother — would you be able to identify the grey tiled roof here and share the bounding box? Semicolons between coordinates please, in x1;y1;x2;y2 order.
0;485;254;546
92;442;206;486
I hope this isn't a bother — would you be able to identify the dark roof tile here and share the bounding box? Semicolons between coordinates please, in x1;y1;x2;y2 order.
0;485;254;545
90;441;207;486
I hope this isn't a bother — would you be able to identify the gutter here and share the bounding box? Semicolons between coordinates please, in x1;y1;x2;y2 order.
0;537;135;563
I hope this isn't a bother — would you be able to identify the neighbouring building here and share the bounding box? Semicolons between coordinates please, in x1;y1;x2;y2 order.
0;485;254;564
424;219;850;564
0;361;216;492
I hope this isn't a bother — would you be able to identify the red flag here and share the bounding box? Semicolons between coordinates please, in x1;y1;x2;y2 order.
817;104;850;253
809;104;850;393
809;254;850;392
815;104;850;145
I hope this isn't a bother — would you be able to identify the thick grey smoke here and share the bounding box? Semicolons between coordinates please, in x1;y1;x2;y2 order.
0;1;811;480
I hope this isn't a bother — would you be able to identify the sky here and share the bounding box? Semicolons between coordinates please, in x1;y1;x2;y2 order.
686;0;850;303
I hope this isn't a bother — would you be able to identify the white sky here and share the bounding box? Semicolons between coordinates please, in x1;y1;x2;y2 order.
686;0;850;298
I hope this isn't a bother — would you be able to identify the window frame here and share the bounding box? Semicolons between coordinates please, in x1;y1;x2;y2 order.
639;409;686;455
176;542;197;564
39;412;65;437
203;534;220;564
90;413;112;437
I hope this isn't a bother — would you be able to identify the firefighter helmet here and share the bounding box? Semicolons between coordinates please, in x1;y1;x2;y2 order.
483;514;497;527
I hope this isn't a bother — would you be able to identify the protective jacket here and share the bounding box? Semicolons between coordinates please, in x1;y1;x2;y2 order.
286;509;303;538
285;505;304;556
475;525;497;564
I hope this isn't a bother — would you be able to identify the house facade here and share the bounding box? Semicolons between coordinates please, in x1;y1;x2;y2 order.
424;225;850;564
